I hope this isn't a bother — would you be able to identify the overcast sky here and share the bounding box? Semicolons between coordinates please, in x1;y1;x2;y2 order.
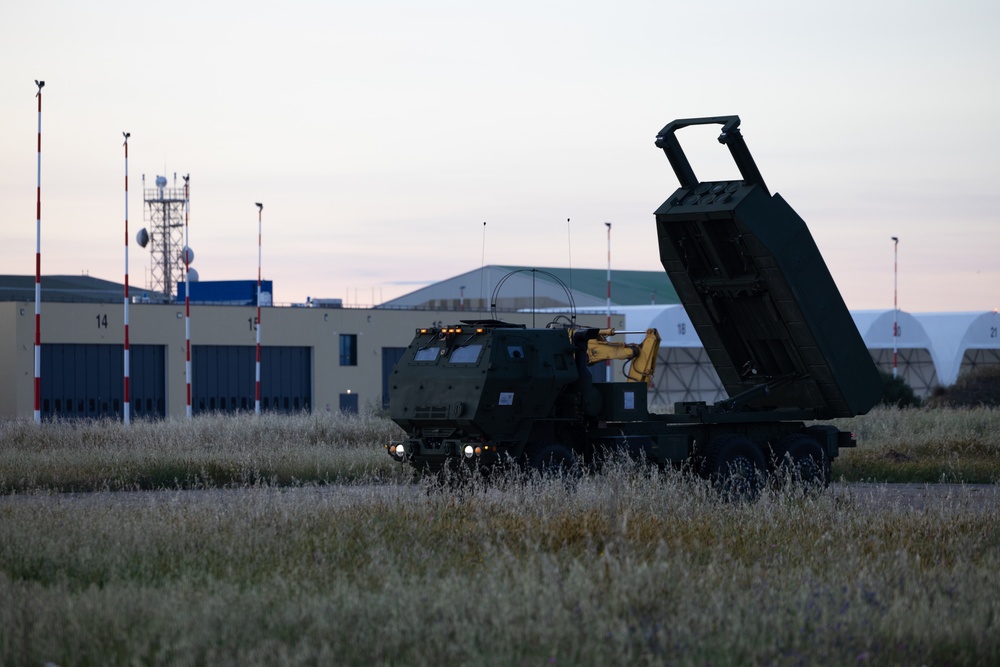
2;0;998;311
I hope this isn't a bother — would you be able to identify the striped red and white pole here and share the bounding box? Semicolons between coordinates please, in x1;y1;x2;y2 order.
34;80;44;424
892;236;899;380
123;132;131;425
605;221;612;382
184;175;192;418
255;202;263;415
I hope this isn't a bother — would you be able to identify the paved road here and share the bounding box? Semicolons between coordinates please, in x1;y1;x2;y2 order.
829;482;1000;513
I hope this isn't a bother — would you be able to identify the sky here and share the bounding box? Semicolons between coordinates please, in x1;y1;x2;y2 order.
1;0;998;312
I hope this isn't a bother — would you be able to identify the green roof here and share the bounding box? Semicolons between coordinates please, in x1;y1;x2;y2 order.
497;266;679;306
0;275;158;303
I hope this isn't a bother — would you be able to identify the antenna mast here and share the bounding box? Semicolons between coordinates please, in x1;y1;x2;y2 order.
142;173;187;300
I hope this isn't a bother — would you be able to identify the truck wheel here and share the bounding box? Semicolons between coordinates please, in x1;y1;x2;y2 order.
701;434;767;501
525;442;579;479
773;434;829;489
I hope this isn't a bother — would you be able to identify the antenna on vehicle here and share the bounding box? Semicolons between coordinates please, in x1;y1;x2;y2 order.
479;221;487;317
566;217;574;323
491;268;576;324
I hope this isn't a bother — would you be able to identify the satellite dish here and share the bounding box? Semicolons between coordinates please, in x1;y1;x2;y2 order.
136;228;150;248
182;246;195;265
186;267;200;282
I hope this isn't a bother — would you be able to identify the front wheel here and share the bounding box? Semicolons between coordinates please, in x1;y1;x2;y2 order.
523;442;580;479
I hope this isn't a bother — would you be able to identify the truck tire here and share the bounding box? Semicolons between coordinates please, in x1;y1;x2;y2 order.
701;434;767;501
773;434;830;489
524;442;579;479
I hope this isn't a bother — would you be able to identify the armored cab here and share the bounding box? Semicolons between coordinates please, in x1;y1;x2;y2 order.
653;116;882;420
388;321;595;470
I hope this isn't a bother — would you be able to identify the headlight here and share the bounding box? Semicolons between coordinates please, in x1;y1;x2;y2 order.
463;445;474;459
395;442;406;457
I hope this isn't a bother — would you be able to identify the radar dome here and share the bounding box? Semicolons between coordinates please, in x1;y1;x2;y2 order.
182;246;195;265
136;228;150;248
155;175;167;188
186;267;200;282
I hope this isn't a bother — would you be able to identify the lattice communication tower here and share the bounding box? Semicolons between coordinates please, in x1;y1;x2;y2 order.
142;173;187;301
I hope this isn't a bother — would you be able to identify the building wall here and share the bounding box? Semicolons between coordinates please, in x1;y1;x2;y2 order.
0;302;620;419
0;303;23;415
6;300;1000;418
6;299;999;418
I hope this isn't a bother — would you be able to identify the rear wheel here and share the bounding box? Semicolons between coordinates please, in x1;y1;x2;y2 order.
773;434;830;490
701;434;767;501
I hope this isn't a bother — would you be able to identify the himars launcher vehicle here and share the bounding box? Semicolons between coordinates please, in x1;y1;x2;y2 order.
387;116;882;490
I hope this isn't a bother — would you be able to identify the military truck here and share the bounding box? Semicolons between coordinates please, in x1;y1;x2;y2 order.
386;116;882;490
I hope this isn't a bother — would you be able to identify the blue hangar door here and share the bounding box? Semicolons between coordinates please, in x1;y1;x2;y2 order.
40;343;166;419
192;345;312;414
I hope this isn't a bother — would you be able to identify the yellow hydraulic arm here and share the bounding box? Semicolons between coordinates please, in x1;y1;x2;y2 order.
585;328;661;384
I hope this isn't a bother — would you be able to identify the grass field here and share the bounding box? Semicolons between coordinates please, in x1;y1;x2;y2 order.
833;406;1000;483
1;407;998;665
2;406;999;493
0;411;409;494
